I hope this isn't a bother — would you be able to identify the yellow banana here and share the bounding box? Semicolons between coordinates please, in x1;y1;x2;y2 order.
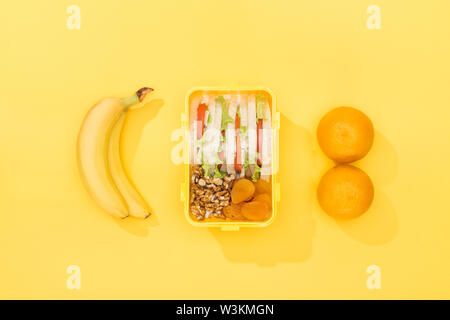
108;112;152;218
77;88;152;218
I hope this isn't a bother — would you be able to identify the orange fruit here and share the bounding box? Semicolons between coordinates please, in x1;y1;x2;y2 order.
317;106;374;163
317;164;374;219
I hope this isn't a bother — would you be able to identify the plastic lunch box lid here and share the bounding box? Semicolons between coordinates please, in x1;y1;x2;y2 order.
180;87;280;231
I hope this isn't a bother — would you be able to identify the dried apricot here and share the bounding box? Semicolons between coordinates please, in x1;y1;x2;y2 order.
231;178;255;204
223;203;245;220
253;193;272;208
241;201;270;221
254;179;271;195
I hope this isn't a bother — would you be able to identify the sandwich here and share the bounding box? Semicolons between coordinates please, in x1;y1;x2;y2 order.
190;93;272;181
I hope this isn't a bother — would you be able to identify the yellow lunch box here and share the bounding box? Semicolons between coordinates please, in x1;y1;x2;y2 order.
181;87;280;231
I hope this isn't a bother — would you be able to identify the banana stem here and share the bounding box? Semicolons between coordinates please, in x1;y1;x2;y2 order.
121;87;154;107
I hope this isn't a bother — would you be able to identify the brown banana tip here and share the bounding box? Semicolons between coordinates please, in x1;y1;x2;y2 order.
136;87;154;102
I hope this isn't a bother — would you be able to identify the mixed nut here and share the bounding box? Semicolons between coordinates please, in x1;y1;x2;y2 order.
190;165;235;220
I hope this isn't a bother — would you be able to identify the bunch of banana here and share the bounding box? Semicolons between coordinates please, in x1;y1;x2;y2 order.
77;88;153;219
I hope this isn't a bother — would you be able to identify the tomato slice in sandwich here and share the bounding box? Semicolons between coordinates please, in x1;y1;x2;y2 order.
196;103;207;140
234;114;242;173
257;118;263;167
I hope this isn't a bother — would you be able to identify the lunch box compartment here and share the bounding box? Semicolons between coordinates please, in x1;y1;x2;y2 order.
181;87;280;231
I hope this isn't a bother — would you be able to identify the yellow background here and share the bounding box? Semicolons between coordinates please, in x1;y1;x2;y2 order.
1;0;449;299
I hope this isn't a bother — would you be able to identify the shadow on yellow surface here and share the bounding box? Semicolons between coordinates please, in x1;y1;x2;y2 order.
122;99;165;166
354;131;398;186
211;114;316;266
113;215;160;237
335;190;398;245
113;99;165;237
335;131;399;245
